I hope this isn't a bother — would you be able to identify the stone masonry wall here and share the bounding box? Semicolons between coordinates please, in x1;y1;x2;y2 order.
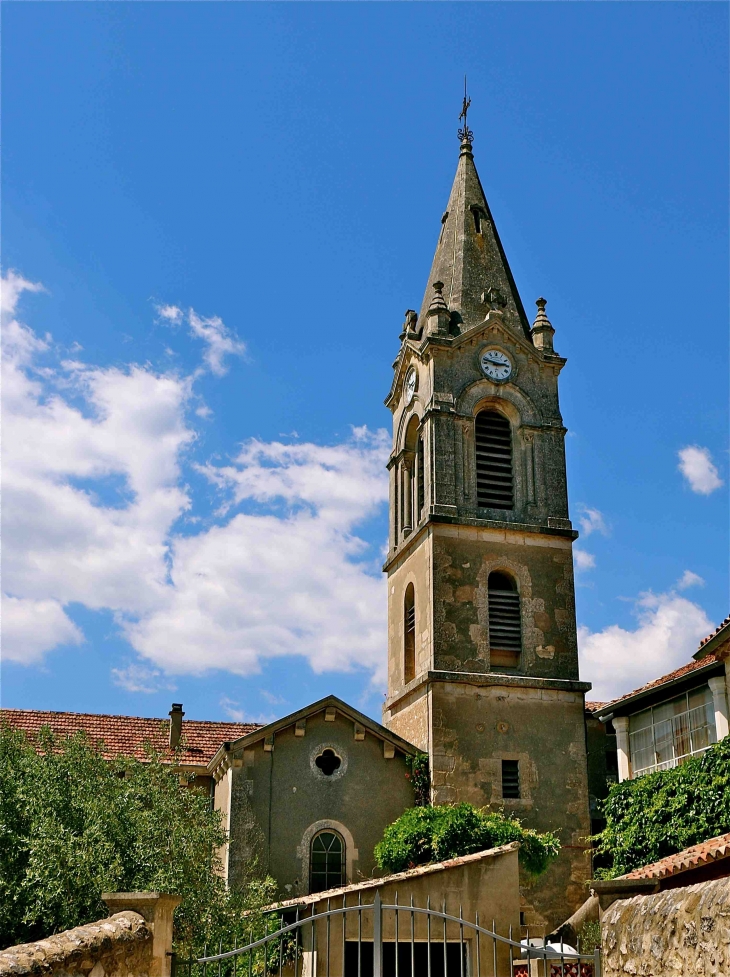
0;912;152;977
601;878;730;977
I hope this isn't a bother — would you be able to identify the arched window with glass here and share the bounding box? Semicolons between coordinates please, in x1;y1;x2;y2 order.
309;830;345;893
475;409;514;510
488;571;521;669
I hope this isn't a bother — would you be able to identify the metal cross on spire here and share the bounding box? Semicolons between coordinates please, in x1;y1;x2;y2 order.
458;76;473;143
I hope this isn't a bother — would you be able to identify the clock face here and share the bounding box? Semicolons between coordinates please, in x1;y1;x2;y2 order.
480;348;512;381
405;368;417;404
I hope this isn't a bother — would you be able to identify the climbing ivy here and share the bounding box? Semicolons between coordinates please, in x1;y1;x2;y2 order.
593;736;730;878
404;750;431;806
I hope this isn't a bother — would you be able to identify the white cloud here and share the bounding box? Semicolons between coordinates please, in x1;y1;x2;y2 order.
156;304;183;324
2;271;390;686
2;596;83;664
125;431;390;681
219;696;246;722
577;506;608;537
573;549;596;571
678;445;724;495
578;590;713;702
187;309;246;376
111;663;175;694
1;269;44;317
676;570;704;591
157;303;246;375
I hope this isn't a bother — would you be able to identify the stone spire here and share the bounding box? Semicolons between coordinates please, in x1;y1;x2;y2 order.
417;123;532;341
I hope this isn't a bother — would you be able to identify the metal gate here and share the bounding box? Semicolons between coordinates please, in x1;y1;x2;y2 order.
172;890;601;977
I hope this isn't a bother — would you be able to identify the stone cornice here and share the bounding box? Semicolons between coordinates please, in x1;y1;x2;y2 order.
385;669;592;713
383;513;577;571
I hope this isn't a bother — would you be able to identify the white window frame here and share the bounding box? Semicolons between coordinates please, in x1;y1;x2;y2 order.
629;685;717;777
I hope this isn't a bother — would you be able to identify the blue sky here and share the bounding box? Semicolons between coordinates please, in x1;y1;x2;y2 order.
2;2;728;723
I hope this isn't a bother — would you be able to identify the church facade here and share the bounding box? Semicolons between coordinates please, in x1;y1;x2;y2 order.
208;121;592;930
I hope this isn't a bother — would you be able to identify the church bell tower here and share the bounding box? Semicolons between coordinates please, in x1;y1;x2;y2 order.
382;110;592;930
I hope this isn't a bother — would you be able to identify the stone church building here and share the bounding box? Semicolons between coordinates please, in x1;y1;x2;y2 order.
206;120;592;930
5;120;598;934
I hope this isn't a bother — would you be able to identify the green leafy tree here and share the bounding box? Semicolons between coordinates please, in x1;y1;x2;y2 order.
0;724;273;952
594;737;730;878
374;803;560;876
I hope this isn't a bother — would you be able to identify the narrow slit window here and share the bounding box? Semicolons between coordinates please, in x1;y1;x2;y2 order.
502;759;520;799
404;583;416;684
416;435;425;518
394;467;399;541
475;410;514;510
473;209;482;234
488;571;521;669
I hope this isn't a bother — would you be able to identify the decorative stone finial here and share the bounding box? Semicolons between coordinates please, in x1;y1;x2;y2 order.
531;297;555;352
426;281;451;337
429;281;448;312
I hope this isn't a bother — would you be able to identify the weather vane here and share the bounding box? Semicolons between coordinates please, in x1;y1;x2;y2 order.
458;76;473;143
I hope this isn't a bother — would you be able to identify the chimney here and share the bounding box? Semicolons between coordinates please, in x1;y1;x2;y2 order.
169;703;184;749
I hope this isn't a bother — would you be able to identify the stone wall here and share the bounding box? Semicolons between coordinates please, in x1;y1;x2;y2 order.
0;893;180;977
601;878;730;976
0;912;151;977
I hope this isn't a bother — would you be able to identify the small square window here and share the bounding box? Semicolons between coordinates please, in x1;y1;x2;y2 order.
502;759;520;799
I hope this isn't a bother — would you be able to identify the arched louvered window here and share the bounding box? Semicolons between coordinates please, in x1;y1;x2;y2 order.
310;831;344;893
488;571;521;669
404;583;416;684
475;410;514;510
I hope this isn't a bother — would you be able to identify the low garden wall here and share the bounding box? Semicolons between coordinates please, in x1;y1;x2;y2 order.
601;877;730;976
0;894;179;977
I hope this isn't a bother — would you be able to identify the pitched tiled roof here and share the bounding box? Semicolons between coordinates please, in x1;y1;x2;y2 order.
596;653;721;716
622;833;730;882
698;615;730;652
0;708;260;768
585;701;607;713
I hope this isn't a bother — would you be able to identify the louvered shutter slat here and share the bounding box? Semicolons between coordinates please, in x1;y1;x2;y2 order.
475;411;514;509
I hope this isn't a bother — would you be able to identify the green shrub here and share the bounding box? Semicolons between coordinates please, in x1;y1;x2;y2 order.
374;803;560;876
0;723;273;952
577;921;601;955
594;736;730;878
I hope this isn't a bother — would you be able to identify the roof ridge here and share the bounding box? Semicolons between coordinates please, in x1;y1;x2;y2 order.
596;653;720;715
0;707;259;727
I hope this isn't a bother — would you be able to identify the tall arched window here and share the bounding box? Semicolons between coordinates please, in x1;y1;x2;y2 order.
416;434;425;520
404;583;416;684
488;571;521;669
310;830;344;893
475;410;514;510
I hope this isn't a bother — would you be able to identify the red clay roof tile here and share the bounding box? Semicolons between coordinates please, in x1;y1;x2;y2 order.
598;653;720;714
0;708;260;768
699;615;730;649
622;833;730;881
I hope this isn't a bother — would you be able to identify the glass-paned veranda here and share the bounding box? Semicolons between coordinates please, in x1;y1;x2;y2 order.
310;831;344;893
629;686;717;777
